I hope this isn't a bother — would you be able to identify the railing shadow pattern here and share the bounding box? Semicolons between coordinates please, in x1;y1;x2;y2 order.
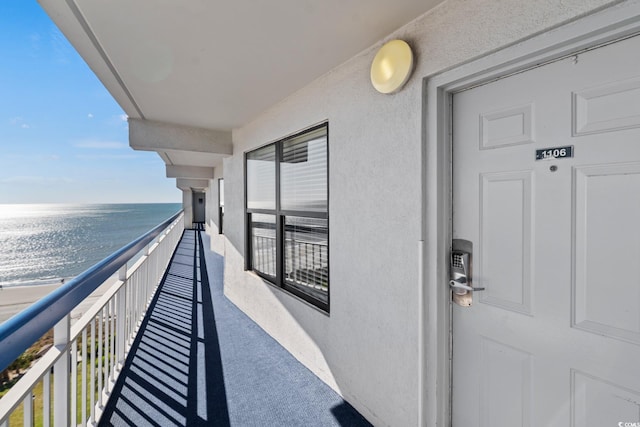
100;227;371;426
99;230;229;426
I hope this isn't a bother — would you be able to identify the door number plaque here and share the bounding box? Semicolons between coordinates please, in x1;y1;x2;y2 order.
536;145;573;160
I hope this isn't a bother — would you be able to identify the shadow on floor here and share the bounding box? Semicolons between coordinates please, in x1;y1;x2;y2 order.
99;230;228;426
100;229;372;426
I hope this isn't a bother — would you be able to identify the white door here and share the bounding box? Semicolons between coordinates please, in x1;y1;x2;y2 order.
452;34;640;427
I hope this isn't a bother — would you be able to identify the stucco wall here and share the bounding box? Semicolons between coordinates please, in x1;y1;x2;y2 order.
206;166;226;255
220;0;619;425
182;189;193;229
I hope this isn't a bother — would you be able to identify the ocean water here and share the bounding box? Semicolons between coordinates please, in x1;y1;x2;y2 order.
0;203;182;288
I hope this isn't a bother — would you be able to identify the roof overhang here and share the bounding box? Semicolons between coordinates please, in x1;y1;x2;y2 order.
129;118;231;169
38;0;446;168
176;178;209;192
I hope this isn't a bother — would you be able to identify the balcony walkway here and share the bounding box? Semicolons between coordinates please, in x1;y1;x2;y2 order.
99;228;371;426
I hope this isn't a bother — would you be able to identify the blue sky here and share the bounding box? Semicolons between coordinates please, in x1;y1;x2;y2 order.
0;1;180;204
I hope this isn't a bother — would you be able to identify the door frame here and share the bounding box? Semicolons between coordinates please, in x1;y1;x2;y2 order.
420;3;640;425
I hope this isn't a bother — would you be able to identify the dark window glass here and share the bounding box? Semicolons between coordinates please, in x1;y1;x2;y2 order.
218;178;224;234
281;128;327;212
219;179;224;207
284;216;328;303
247;144;276;210
250;213;276;278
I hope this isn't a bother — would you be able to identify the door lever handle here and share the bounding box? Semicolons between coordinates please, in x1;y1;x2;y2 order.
449;279;485;292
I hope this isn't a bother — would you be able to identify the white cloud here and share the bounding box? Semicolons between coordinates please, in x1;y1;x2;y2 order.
75;154;137;160
0;176;72;185
50;26;73;64
88;113;94;119
0;154;59;162
9;117;30;128
106;114;129;127
75;140;127;150
29;33;42;56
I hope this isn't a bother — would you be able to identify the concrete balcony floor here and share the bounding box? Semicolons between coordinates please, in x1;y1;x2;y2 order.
98;228;370;427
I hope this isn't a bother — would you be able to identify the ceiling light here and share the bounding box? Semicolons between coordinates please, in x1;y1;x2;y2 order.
370;40;414;94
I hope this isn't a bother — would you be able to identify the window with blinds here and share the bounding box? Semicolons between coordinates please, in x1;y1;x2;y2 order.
245;123;329;312
281;128;327;212
247;144;276;210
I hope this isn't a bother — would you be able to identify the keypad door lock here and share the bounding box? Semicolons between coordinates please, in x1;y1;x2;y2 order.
450;239;484;307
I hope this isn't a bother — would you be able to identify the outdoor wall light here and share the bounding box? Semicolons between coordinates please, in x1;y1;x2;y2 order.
370;39;414;94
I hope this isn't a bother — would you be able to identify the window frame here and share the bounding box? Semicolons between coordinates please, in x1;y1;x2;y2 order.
218;178;224;234
244;122;330;312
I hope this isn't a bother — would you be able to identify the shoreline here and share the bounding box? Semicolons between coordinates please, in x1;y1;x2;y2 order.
0;277;75;290
0;276;117;324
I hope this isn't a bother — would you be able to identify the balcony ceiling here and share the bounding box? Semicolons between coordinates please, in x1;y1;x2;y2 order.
39;0;444;171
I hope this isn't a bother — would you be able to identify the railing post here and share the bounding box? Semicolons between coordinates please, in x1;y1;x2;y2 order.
116;264;127;370
23;393;33;427
43;371;51;427
53;314;70;427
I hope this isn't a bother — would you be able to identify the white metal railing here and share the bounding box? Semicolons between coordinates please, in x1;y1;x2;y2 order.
0;211;184;427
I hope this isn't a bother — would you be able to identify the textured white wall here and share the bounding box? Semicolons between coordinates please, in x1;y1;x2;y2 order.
207;166;226;255
221;0;620;425
205;185;214;230
182;189;193;229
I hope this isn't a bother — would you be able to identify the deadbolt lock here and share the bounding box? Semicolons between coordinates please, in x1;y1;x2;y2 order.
450;239;484;306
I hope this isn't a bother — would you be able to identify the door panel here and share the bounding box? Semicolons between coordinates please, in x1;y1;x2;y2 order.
479;171;534;314
573;163;640;343
452;34;640;426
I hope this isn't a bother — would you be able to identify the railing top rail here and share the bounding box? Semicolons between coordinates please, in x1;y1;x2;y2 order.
0;210;184;373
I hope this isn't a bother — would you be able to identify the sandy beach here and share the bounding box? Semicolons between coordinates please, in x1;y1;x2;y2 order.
0;277;116;325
